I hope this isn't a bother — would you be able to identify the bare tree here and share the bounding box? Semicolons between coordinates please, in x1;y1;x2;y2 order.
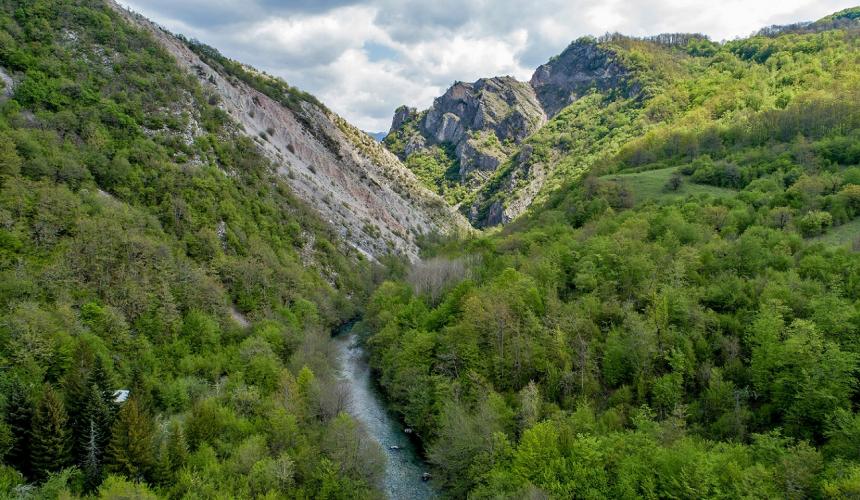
406;256;477;304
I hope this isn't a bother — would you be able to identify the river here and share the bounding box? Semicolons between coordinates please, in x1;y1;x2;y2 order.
333;328;436;500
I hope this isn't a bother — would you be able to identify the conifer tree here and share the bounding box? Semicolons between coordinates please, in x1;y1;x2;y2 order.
79;383;114;490
4;380;34;479
154;420;188;486
64;345;95;463
82;418;102;491
89;356;117;408
107;396;155;482
166;419;188;470
30;384;72;481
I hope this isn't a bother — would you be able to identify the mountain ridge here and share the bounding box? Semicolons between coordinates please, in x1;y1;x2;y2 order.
386;13;860;228
110;0;471;261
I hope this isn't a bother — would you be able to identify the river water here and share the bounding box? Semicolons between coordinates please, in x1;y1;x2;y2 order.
333;329;436;500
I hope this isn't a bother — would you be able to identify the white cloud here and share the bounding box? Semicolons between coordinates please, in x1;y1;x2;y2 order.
122;0;858;131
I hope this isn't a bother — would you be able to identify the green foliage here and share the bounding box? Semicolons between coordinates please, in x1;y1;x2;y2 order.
404;144;467;204
364;15;860;495
30;385;72;481
107;396;155;482
0;0;378;497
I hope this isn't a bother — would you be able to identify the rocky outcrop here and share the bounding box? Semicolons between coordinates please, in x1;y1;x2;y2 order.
110;2;470;261
419;77;545;176
390;105;417;132
0;67;13;99
383;36;645;228
530;38;633;117
387;76;546;204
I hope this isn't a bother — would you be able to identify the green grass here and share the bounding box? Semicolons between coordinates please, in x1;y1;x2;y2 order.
813;217;860;248
600;166;737;205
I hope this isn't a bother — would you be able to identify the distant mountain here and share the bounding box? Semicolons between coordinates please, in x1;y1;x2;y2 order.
385;36;645;226
365;131;387;142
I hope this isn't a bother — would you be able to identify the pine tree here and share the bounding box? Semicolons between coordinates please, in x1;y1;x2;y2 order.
107;396;155;482
30;384;72;481
89;356;116;408
166;419;188;470
154;421;188;486
79;383;114;490
64;345;94;463
4;380;34;479
82;418;102;491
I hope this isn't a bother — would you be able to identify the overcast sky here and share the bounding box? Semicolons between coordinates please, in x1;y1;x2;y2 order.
119;0;857;131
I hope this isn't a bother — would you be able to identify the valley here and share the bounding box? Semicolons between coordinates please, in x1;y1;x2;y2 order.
0;1;859;498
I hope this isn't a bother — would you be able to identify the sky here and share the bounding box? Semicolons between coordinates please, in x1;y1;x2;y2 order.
119;0;858;132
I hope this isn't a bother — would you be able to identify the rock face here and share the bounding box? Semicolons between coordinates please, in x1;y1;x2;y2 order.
390;106;417;132
110;2;470;261
0;67;13;99
530;39;633;118
386;37;637;227
387;76;546;201
423;77;545;148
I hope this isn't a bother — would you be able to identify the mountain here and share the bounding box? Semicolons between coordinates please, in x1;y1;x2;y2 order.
3;1;860;498
364;9;860;499
365;131;387;142
0;0;458;496
113;2;469;262
386;36;653;225
385;34;721;226
385;75;547;212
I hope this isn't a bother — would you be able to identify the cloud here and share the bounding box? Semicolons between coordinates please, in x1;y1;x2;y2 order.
121;0;858;131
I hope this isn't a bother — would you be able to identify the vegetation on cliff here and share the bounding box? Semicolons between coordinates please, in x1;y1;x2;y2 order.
364;13;860;498
0;0;385;497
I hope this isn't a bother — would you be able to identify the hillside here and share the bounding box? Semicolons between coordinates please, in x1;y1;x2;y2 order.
388;18;860;229
112;2;469;262
0;0;409;496
3;1;860;498
363;9;860;499
384;77;546;209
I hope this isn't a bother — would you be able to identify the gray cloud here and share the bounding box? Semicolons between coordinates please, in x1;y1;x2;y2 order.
121;0;858;131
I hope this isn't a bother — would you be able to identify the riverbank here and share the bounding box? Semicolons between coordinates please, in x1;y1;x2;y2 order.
333;328;436;499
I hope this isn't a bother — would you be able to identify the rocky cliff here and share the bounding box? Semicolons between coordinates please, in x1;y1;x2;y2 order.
530;38;635;117
110;2;470;261
385;76;546;201
385;37;640;227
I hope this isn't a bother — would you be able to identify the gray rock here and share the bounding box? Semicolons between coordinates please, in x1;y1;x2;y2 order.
485;200;508;226
530;38;634;117
390;105;416;133
458;139;503;178
391;76;546;184
404;134;427;156
435;112;464;144
0;67;13;99
422;77;545;149
110;0;471;262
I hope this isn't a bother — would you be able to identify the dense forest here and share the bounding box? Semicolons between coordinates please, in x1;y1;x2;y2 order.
362;8;860;499
3;0;860;498
0;0;389;497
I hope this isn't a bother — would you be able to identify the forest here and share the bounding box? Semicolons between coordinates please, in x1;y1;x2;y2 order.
2;0;860;498
0;0;388;497
361;9;860;499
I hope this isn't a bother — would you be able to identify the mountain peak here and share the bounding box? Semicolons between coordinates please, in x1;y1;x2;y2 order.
530;38;635;118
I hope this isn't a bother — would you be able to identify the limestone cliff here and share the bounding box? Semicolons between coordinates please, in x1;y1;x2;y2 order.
386;38;637;227
530;38;635;117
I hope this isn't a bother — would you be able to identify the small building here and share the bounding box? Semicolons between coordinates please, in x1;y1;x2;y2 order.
113;389;130;404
